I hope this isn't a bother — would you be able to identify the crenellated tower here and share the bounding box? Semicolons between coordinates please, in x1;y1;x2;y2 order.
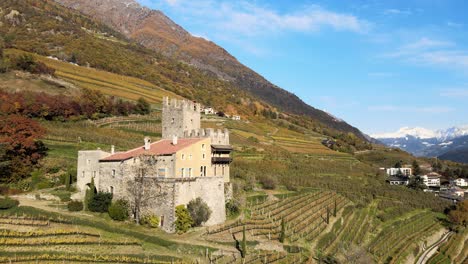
162;97;201;139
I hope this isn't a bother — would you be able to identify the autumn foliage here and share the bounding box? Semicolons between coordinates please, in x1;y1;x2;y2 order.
0;115;47;182
449;200;468;227
0;89;150;121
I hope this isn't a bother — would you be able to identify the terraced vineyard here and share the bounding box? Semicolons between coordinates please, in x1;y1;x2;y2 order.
208;191;348;243
0;209;188;263
368;211;442;264
427;227;468;264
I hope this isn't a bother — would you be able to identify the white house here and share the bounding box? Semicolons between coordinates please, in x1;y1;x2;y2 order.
232;115;241;121
449;186;465;197
454;178;468;187
386;167;412;177
421;172;441;187
387;175;409;186
202;107;216;115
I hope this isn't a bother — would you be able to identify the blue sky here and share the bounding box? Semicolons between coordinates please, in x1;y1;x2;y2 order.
137;0;468;135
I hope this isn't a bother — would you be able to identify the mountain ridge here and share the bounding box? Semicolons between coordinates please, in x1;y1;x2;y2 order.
53;0;368;140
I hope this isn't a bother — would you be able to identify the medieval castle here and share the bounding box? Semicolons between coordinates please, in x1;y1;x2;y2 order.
75;97;232;232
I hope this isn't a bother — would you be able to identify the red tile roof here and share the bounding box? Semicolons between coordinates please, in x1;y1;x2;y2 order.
100;138;205;162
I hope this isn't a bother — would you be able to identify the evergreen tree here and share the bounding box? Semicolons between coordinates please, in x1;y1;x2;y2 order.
84;177;96;211
279;218;286;243
241;225;247;258
412;160;422;176
333;200;337;217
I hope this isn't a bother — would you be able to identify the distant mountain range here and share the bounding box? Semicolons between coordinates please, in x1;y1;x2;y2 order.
372;126;468;163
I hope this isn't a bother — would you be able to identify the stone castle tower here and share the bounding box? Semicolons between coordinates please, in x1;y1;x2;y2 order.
162;97;201;139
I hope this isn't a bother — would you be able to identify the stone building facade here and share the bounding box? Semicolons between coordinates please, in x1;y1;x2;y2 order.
75;97;232;232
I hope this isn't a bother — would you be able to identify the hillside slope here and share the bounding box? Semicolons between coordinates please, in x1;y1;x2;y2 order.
54;0;367;139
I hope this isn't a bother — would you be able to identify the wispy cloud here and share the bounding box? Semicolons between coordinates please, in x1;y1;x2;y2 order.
147;1;370;37
383;9;412;16
382;37;468;71
368;105;454;113
440;89;468;98
447;21;463;28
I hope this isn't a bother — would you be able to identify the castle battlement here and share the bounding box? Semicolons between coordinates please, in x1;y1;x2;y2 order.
163;97;201;112
184;128;230;145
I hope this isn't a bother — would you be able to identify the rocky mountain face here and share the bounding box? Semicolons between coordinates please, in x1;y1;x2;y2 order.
373;126;468;163
54;0;367;139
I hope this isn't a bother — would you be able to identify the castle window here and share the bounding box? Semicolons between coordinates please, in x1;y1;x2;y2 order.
200;166;203;176
110;186;114;194
181;168;185;177
202;153;206;160
171;118;174;124
181;154;185;160
82;171;85;178
214;166;217;176
222;166;225;176
158;168;166;177
188;168;192;177
112;169;116;177
191;119;193;124
203;166;207;177
202;144;205;150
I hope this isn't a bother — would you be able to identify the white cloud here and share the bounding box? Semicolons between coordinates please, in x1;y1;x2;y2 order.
447;21;463;28
440;89;468;98
383;9;412;15
382;37;468;71
368;105;454;113
149;1;370;36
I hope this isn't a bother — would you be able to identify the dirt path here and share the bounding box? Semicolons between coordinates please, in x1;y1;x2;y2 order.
416;231;452;264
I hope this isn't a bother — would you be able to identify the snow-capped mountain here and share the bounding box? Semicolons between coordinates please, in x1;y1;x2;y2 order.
372;125;468;163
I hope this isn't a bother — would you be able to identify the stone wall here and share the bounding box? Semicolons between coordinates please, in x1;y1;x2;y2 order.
75;150;110;199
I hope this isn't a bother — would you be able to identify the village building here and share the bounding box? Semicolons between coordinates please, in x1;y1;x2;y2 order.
386;167;412;177
453;178;468;187
386;175;409;186
232;115;241;121
201;106;216;115
75;97;233;232
421;172;441;187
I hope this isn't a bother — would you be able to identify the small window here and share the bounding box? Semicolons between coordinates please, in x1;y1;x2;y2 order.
158;168;166;177
202;153;206;160
110;186;114;194
214;166;217;176
181;168;185;177
203;166;207;177
191;119;193;124
189;154;192;160
188;168;192;177
171;118;175;124
202;144;206;150
112;169;116;177
181;154;185;160
82;171;85;178
222;166;225;176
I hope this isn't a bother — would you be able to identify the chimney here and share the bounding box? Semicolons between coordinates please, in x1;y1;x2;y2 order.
144;137;151;150
111;145;115;154
172;135;178;145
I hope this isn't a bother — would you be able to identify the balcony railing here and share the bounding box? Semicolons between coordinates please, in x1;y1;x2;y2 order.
212;157;233;163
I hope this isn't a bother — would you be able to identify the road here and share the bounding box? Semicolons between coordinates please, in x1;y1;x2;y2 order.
416;231;452;264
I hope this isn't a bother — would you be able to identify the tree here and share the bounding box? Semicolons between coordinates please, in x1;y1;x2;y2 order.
84;177;96;211
408;176;426;191
448;200;468;227
88;192;112;213
135;97;151;115
187;197;212;227
412;160;422;176
126;154;165;224
394;160;403;168
0;115;47;183
279;218;286;243
175;205;193;234
241;225;247;258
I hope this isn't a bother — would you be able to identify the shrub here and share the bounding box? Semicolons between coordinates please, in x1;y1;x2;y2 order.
0;197;19;209
88;192;112;213
226;199;240;217
108;199;129;221
67;201;83;212
259;176;276;190
187;198;212;227
140;214;160;228
175;205;193;234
